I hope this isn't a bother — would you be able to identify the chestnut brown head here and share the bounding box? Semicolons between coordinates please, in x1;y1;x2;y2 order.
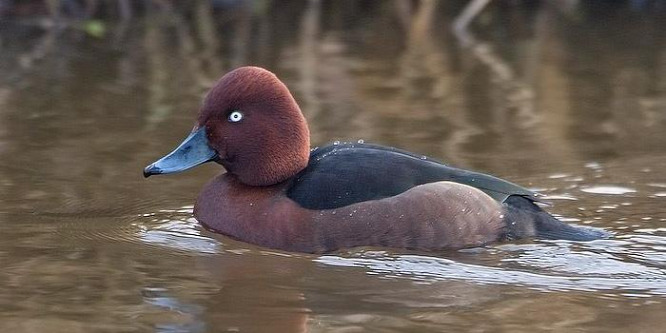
144;67;311;186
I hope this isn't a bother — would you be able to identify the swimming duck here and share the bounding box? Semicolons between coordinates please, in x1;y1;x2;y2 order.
144;66;607;253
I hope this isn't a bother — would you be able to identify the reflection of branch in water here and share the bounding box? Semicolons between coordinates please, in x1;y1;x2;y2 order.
230;2;252;68
111;18;129;47
0;88;8;155
298;0;322;125
45;0;61;21
194;0;223;78
295;0;364;143
172;1;222;95
253;0;273;65
117;0;132;21
17;29;58;70
452;0;538;129
144;13;173;127
530;3;576;161
394;0;413;32
174;14;207;97
399;0;439;97
394;0;481;165
452;0;491;48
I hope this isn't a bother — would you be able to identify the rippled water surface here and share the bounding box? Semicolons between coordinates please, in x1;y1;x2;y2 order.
1;1;665;332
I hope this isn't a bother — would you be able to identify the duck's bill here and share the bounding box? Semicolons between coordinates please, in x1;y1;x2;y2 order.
143;127;218;178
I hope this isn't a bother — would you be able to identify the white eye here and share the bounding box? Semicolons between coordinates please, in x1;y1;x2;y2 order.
228;111;243;123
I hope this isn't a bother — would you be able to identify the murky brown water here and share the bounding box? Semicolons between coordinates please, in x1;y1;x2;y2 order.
1;1;665;332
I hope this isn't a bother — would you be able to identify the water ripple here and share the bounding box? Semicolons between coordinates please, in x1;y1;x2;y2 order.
135;206;222;255
580;186;638;195
316;249;666;296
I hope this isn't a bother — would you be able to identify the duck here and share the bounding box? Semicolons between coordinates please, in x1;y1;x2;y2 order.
143;66;608;253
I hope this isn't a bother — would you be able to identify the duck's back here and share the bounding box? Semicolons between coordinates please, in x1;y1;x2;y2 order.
287;143;538;210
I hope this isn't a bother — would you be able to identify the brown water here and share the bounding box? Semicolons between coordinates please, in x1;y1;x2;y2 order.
1;1;665;332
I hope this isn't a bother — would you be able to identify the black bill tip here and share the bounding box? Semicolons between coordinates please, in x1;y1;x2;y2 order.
143;164;161;178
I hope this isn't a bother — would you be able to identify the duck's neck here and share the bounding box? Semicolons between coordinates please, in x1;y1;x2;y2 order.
222;144;310;187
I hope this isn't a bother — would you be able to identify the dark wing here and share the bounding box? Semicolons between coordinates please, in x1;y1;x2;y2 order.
286;143;539;210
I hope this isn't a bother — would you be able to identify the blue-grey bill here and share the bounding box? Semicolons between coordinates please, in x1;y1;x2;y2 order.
143;127;217;178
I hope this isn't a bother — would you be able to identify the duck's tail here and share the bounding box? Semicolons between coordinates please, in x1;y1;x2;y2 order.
502;195;610;241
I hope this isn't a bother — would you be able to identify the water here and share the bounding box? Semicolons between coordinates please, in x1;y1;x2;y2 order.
1;1;665;332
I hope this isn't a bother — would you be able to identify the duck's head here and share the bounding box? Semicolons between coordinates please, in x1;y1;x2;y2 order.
143;67;310;186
